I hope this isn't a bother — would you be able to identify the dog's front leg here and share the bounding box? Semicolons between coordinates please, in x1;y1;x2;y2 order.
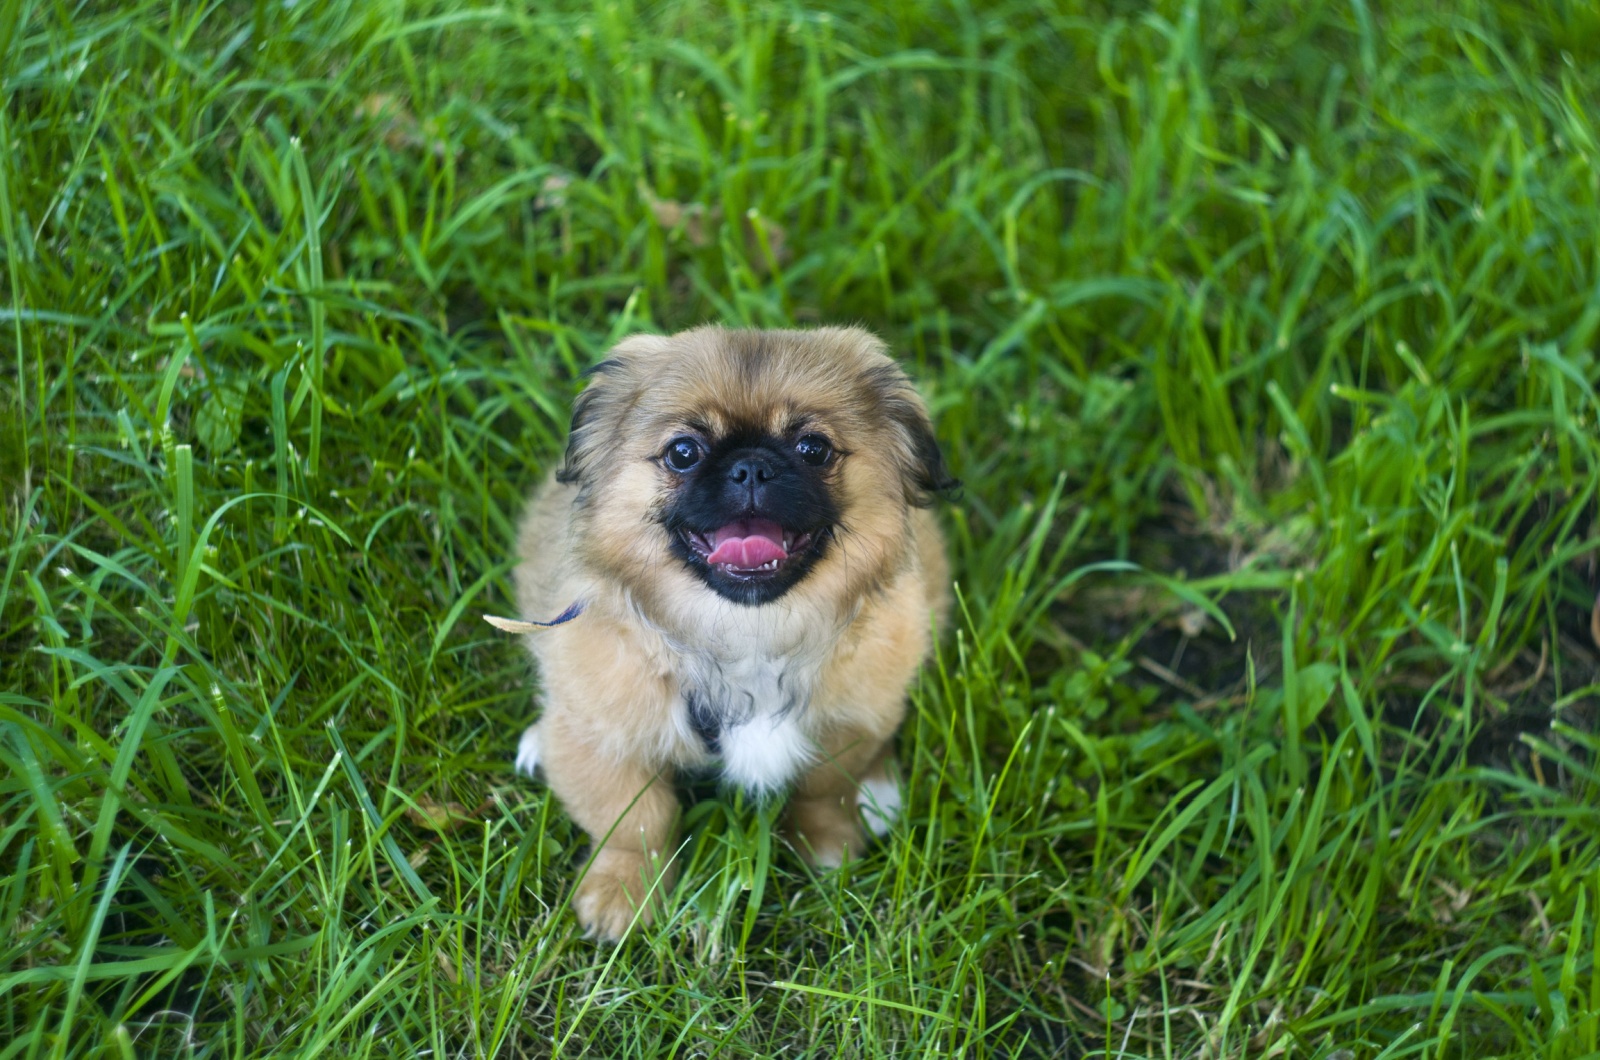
785;728;898;868
531;714;680;941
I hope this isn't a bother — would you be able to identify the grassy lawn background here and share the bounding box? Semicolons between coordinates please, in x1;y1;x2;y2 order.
3;0;1600;1055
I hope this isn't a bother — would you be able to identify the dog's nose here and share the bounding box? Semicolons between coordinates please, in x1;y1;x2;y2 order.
726;454;778;485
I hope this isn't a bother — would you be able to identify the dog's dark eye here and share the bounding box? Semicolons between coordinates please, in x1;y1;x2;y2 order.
664;437;702;472
795;434;832;466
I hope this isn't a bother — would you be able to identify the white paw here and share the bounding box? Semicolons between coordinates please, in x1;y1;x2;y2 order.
856;775;902;837
515;723;542;777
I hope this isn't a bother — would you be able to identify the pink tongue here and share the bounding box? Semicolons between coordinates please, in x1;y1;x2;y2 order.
705;518;788;568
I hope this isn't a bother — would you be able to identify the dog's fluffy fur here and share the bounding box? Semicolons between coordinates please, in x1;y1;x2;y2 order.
512;325;953;940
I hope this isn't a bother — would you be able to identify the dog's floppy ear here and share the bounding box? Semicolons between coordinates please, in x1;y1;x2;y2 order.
864;361;960;508
555;335;668;491
899;403;959;506
553;363;614;487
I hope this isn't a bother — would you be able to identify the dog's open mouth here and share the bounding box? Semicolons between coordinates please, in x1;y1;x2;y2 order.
682;517;820;577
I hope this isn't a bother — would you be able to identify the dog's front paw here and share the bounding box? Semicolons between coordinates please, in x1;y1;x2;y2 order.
786;795;867;868
573;851;666;941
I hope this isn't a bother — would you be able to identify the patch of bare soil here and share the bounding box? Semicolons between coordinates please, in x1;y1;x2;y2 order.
1046;499;1291;719
1049;497;1600;773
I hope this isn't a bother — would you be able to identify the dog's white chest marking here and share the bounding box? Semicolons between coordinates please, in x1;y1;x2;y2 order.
718;710;814;795
687;651;818;794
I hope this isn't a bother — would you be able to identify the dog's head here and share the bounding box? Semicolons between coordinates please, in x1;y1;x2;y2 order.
556;326;955;610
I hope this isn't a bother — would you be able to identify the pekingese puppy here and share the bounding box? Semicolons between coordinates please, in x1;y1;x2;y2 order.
508;325;954;940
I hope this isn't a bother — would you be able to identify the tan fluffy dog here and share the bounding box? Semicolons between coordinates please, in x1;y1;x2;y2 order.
511;326;953;940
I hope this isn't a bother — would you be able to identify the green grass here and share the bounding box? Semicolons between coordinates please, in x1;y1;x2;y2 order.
3;0;1600;1054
